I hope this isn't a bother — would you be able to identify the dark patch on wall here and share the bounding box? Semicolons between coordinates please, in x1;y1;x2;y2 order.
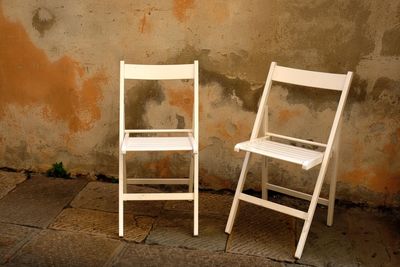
175;114;185;129
381;26;400;56
32;7;55;37
284;0;375;71
371;77;400;109
280;82;340;112
125;81;165;129
200;68;263;113
347;74;368;104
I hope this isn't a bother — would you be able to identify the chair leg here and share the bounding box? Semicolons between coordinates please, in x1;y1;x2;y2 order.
118;153;124;237
189;155;194;193
327;148;339;226
123;154;127;193
225;152;252;234
261;157;268;200
294;163;329;259
193;153;199;236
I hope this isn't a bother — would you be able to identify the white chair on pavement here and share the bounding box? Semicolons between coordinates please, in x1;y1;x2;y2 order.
225;62;353;259
119;61;199;236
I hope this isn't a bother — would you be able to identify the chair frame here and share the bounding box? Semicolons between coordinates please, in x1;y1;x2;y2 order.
225;62;353;259
119;60;199;237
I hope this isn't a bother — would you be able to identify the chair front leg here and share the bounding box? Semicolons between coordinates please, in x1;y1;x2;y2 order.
193;153;199;236
225;152;252;234
118;152;125;237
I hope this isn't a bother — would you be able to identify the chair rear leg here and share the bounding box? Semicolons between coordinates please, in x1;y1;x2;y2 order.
189;155;194;194
261;157;268;200
193;153;199;236
225;152;252;234
327;148;339;226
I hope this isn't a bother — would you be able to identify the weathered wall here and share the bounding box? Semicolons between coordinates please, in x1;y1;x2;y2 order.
0;0;399;207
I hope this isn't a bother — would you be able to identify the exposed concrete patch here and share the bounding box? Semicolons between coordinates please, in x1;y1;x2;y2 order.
125;81;165;129
146;210;228;252
0;222;39;265
32;7;55;37
200;68;263;113
0;174;87;228
50;208;154;242
381;25;400;56
0;171;26;200
6;230;121;267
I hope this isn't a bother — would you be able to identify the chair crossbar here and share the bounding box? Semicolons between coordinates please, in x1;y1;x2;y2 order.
239;193;307;220
272;66;347;91
127;178;190;185
125;129;193;133
124;64;194;80
267;183;329;206
122;192;194;201
266;132;327;147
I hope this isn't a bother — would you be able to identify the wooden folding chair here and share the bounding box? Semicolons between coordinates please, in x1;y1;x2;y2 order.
225;62;353;259
119;61;199;236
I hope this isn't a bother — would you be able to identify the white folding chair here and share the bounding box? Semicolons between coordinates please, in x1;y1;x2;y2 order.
119;61;199;236
225;62;353;259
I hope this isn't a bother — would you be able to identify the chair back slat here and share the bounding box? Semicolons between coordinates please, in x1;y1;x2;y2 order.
124;64;195;80
272;66;347;91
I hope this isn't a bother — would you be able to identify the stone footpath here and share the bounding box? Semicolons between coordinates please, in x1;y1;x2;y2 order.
0;171;398;267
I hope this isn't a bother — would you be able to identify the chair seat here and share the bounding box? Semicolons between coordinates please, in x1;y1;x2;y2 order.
234;138;324;170
122;136;196;153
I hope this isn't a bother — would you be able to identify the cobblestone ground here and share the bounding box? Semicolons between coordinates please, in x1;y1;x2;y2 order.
0;170;399;267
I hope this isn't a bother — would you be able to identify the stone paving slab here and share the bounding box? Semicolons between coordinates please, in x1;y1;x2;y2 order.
111;243;284;267
226;202;296;262
50;208;154;242
164;192;233;217
5;230;122;267
71;182;165;216
345;208;400;267
0;222;39;265
0;175;87;228
146;210;228;252
0;171;26;200
297;207;359;267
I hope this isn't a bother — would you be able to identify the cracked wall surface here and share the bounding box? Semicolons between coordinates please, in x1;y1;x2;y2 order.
0;0;399;207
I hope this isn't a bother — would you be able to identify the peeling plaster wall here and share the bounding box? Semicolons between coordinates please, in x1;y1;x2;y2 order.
0;0;399;207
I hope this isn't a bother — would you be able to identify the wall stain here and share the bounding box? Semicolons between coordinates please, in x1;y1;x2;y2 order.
139;13;151;34
32;7;55;37
381;25;400;56
284;0;375;71
277;109;303;126
144;156;172;178
282;82;340;112
173;0;194;22
347;74;368;104
371;77;400;104
0;7;106;133
167;86;193;116
125;81;165;129
201;68;263;113
175;114;185;129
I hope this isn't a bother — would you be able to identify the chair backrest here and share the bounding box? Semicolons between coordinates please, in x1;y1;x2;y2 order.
119;61;199;147
251;62;353;154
